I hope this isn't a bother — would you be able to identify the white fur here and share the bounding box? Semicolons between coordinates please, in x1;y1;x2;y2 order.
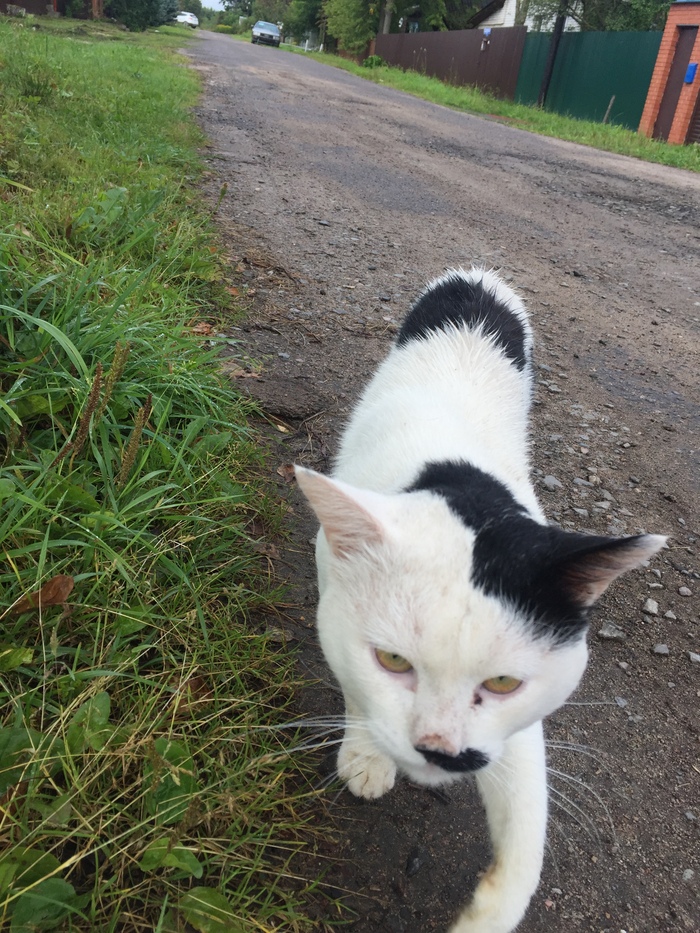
334;270;541;521
295;268;664;933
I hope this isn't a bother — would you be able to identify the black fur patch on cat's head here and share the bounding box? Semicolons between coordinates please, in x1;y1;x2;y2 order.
407;461;645;646
396;271;529;370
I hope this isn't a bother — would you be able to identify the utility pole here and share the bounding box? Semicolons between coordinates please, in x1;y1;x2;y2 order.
380;0;394;34
537;3;567;107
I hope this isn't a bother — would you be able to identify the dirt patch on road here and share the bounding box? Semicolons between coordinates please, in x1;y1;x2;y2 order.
189;33;698;933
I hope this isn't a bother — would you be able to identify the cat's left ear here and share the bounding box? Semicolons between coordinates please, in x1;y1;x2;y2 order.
558;533;667;607
294;466;389;558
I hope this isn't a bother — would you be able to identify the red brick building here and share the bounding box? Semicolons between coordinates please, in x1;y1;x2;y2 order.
639;1;700;144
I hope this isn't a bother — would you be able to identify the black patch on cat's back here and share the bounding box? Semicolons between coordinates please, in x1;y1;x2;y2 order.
396;274;528;370
407;461;600;645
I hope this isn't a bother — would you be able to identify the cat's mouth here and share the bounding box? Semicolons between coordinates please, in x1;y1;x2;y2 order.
416;746;489;773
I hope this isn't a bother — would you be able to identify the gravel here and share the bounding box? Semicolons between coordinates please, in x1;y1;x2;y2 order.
189;31;700;933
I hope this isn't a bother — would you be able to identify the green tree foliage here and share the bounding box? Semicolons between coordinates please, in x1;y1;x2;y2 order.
252;0;289;23
104;0;158;29
285;0;324;39
418;0;448;29
161;0;180;21
105;0;179;28
528;0;670;30
604;0;670;29
324;0;379;50
223;0;254;14
183;0;204;17
439;0;479;29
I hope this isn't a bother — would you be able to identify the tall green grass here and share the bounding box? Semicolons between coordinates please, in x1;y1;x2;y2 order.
1;19;321;932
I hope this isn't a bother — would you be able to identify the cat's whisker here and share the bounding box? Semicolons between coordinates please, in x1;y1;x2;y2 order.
547;768;616;841
265;716;349;730
286;736;347;755
563;700;617;707
291;264;665;932
547;783;601;843
542;829;562;883
546;740;606;764
316;769;344;793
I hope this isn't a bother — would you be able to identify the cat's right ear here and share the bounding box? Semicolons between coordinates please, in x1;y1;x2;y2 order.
294;466;387;559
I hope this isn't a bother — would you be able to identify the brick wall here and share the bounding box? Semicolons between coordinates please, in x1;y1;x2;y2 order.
639;1;700;143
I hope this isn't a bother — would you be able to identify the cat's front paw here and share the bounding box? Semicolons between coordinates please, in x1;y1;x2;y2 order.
337;742;396;799
448;862;530;933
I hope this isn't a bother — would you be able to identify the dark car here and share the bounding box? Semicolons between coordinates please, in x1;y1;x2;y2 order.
251;21;281;47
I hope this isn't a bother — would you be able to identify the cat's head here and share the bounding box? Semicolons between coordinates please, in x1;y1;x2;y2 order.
296;465;666;786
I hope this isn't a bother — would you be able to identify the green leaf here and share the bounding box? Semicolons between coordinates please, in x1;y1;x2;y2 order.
112;614;146;637
0;732;66;791
3;846;61;889
45;478;100;512
195;431;233;456
29;792;73;827
13;393;71;419
0;860;18;898
9;308;88;380
178;888;244;933
66;692;111;754
0;645;34;672
0;728;43;794
10;877;77;931
0;398;22;425
144;738;198;826
0;476;16;503
138;839;203;878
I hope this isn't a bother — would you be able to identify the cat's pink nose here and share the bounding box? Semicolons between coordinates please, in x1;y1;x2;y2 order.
415;734;458;756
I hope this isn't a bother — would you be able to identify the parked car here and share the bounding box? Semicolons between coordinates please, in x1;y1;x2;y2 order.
175;11;199;27
251;21;281;47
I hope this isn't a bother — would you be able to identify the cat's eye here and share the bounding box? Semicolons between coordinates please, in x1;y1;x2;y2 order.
482;676;522;695
375;649;413;674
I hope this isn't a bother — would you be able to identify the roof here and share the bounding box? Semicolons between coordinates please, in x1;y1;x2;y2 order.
466;0;506;26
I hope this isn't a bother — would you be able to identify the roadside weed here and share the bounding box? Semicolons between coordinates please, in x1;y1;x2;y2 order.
1;18;322;932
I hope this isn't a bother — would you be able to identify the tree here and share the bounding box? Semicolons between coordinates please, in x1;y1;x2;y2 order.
160;0;179;22
183;0;204;17
604;0;670;29
380;0;393;33
252;0;289;22
222;0;254;15
514;0;531;25
285;0;324;39
105;0;161;29
324;0;380;51
527;0;670;30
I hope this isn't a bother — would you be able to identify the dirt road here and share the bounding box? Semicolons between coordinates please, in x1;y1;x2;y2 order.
187;32;699;932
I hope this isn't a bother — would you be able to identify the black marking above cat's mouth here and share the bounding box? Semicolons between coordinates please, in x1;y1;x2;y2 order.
416;745;489;772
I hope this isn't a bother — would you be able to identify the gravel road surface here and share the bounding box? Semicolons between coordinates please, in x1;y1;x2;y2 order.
187;32;699;933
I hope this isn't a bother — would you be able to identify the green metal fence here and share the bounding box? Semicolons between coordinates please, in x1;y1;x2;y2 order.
515;31;662;129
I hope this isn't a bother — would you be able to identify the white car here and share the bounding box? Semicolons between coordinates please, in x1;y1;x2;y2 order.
251;21;281;47
175;11;199;27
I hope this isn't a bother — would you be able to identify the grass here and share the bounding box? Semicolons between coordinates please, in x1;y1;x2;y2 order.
0;17;324;933
280;45;700;173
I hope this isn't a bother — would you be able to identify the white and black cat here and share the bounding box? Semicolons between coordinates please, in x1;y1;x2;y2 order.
295;268;664;933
